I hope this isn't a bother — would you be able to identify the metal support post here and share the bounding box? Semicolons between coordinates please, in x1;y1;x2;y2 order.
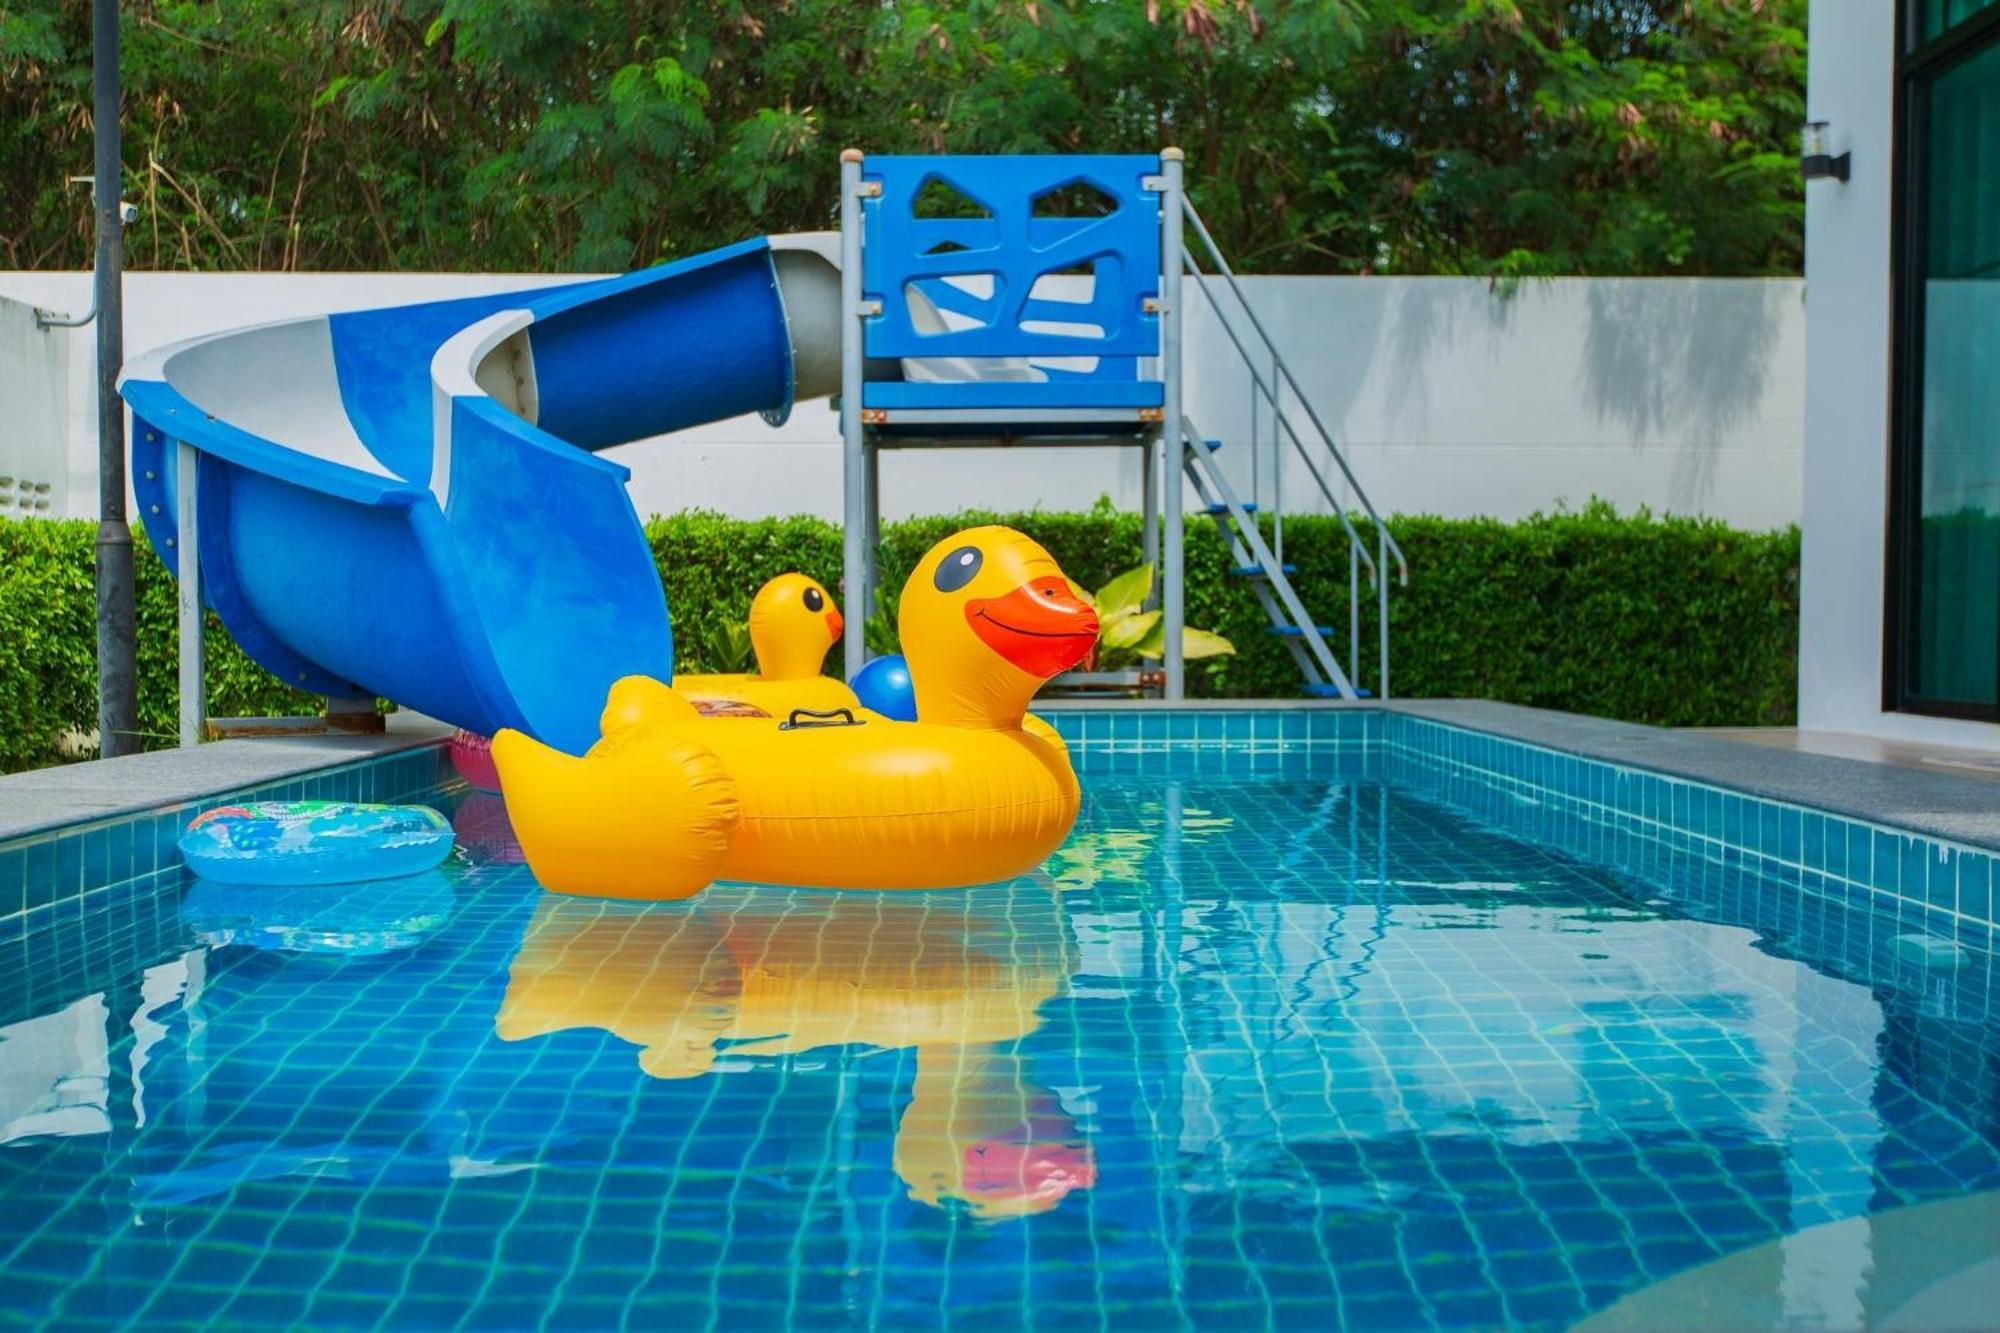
1141;431;1159;608
839;149;868;679
175;443;203;746
93;0;137;756
1378;527;1391;699
863;437;880;624
1159;148;1187;699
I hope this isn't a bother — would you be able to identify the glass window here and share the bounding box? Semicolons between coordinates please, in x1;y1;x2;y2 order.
1918;0;2000;46
1902;36;2000;710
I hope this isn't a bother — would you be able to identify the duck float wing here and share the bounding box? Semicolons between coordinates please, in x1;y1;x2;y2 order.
491;723;739;900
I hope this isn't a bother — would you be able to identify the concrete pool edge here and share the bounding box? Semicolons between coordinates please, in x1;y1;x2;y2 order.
1039;698;2000;854
1378;700;2000;855
5;699;1997;853
0;714;454;843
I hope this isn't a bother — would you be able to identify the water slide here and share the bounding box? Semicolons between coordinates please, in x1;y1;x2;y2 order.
118;235;843;756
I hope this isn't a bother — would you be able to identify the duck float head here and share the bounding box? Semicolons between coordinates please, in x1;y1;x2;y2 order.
899;526;1099;729
672;572;854;715
494;526;1098;899
747;573;843;679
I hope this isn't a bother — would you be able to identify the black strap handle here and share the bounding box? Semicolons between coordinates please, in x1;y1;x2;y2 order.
779;706;864;731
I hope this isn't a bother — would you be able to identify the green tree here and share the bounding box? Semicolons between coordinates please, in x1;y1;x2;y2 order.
2;0;1803;276
1309;1;1808;276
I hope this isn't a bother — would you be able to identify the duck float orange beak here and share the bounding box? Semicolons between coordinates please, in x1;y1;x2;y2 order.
966;580;1098;680
493;527;1096;899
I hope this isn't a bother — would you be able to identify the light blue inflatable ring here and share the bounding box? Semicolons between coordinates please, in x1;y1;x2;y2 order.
178;801;455;886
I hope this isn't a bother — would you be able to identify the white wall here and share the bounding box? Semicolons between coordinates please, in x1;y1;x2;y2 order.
1191;276;1804;530
0;296;69;517
0;271;569;521
0;269;1804;532
1797;0;2000;749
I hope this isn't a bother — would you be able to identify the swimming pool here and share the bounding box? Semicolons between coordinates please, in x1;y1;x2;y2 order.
0;709;1994;1329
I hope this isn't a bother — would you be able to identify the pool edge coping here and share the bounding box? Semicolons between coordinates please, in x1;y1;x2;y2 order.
5;698;1996;856
1379;700;2000;856
0;716;455;844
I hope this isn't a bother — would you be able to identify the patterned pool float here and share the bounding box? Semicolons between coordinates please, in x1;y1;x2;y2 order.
178;801;456;886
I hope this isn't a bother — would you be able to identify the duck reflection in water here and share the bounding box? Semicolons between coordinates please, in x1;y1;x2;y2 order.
496;880;1094;1219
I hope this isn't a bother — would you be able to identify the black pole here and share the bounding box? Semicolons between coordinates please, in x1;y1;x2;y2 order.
93;0;137;758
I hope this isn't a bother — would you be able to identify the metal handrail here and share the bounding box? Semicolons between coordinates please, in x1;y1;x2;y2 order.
1180;201;1409;585
1181;417;1358;698
1181;252;1379;585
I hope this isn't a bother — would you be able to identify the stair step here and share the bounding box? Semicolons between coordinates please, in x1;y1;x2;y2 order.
1267;624;1334;638
1205;502;1258;516
1302;682;1373;699
1230;563;1297;578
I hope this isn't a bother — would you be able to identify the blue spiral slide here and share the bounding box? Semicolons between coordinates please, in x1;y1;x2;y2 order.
118;235;842;756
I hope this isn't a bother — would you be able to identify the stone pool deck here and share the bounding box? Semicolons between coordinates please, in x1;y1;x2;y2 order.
0;714;453;842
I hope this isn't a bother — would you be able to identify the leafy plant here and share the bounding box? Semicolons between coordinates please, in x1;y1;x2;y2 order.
693;619;752;675
1087;563;1235;669
862;584;901;659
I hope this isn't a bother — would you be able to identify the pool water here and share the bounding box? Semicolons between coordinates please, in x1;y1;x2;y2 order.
2;762;1996;1329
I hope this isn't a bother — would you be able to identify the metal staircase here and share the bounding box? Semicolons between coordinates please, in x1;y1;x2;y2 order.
1176;201;1410;700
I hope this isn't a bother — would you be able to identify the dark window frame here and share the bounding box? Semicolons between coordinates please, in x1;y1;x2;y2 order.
1885;0;2000;720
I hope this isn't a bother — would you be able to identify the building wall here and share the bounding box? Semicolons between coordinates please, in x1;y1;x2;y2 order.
0;296;69;518
0;269;1804;531
1798;0;2000;747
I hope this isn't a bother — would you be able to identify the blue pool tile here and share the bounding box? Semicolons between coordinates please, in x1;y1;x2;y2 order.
24;839;57;912
52;834;82;904
82;826;111;887
1929;850;1959;913
1900;838;1929;907
107;821;134;884
1960;856;1993;925
1778;808;1802;863
1824;819;1850;878
0;846;22;918
1874;830;1902;894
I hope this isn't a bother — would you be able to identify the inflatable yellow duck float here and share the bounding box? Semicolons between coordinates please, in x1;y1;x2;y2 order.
496;884;1095;1219
493;527;1099;899
672;573;857;715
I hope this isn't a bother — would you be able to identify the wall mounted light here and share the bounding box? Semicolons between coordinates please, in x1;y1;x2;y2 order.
1800;121;1851;183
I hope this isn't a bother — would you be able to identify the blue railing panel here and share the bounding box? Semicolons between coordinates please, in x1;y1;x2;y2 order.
861;154;1161;362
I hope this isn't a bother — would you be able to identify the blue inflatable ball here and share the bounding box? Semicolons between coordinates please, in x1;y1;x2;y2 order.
178;801;455;886
851;654;917;722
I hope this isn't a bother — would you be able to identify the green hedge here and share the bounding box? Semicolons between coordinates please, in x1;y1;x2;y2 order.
0;503;1798;774
650;501;1801;727
0;520;318;771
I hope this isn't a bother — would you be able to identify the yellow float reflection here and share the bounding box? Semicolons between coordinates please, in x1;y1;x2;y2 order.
496;881;1093;1219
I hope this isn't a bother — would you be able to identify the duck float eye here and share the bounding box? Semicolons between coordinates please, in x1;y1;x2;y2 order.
934;546;983;594
803;586;824;613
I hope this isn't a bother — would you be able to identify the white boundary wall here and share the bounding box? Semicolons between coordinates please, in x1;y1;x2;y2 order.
1;270;1801;530
0;296;70;518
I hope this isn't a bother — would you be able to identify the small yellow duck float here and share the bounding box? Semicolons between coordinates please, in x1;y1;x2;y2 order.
672;572;857;715
493;526;1099;899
